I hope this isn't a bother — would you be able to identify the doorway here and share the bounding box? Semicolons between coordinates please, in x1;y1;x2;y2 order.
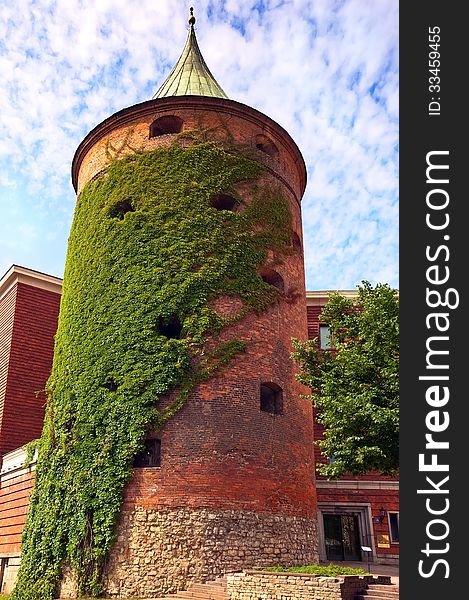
323;514;361;561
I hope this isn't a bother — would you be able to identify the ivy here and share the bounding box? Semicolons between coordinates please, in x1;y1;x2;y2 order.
12;140;294;599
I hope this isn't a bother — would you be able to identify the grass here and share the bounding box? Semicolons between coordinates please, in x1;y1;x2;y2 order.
259;564;368;577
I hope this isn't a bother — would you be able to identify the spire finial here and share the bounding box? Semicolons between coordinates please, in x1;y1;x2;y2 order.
188;7;196;26
153;5;228;100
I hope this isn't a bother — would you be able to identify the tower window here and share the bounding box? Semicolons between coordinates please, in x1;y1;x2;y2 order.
103;377;118;392
133;439;161;468
211;193;238;211
255;134;279;158
109;200;135;220
260;382;283;414
149;115;183;138
291;232;302;252
157;316;183;339
259;268;284;291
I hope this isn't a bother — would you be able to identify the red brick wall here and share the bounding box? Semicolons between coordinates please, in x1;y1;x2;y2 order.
306;304;322;341
318;484;399;558
75;98;316;520
0;283;60;456
73;96;306;206
0;285;17;454
126;299;316;517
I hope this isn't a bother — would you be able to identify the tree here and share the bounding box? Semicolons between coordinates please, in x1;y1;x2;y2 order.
292;281;399;478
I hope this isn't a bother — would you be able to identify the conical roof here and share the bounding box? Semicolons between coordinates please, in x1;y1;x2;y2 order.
153;8;228;100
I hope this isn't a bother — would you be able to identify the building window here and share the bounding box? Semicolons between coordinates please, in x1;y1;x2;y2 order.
133;439;161;468
157;316;183;339
319;325;332;349
149;115;183;137
211;193;238;211
291;231;302;252
260;382;283;414
255;134;279;158
388;512;399;543
109;199;135;220
259;268;284;291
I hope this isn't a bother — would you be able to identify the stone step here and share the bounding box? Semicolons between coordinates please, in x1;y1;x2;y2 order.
154;595;228;600
187;582;226;594
144;576;229;600
176;589;228;600
362;589;398;597
355;590;399;600
355;592;399;600
368;584;399;592
179;583;226;595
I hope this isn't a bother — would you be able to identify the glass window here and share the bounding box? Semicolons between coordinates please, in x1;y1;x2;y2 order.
389;512;399;543
320;325;332;349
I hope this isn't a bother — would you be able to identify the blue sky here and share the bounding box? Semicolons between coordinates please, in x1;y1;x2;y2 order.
0;0;398;291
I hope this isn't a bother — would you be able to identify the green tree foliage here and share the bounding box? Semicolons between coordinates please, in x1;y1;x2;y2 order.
12;139;295;599
292;281;399;478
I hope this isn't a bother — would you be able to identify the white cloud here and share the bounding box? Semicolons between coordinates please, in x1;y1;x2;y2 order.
0;0;398;290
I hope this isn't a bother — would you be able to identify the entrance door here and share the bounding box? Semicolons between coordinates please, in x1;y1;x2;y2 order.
323;514;361;561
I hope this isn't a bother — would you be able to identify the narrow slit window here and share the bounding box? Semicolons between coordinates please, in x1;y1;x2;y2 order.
291;232;302;252
388;512;399;543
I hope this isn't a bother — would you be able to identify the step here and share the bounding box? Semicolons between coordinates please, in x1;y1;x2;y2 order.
355;593;399;600
176;590;228;600
144;576;228;600
368;584;399;591
361;589;398;598
177;590;228;600
178;590;228;598
169;588;228;600
189;583;228;592
355;596;399;600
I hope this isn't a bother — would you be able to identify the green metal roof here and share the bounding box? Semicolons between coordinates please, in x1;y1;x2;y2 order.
153;9;228;100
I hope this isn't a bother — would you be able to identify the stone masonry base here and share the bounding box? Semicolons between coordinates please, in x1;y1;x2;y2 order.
60;507;318;598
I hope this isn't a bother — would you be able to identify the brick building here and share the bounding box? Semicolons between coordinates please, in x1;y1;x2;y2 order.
0;11;398;597
0;275;399;593
306;291;399;567
3;11;317;597
0;266;62;592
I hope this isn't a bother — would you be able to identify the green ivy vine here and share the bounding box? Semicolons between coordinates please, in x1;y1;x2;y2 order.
12;139;295;599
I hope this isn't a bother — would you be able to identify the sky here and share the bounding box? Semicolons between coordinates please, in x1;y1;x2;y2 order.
0;0;398;291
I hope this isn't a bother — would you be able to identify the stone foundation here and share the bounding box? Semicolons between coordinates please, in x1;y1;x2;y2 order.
61;507;318;598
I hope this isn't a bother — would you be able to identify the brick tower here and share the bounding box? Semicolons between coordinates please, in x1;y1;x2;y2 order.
59;9;318;598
